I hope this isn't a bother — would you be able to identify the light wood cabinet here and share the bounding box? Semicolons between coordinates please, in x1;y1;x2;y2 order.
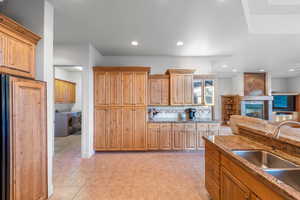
159;123;172;150
172;123;185;150
185;123;197;150
94;107;107;150
205;141;286;200
168;69;195;105
134;107;147;150
148;123;160;150
221;167;250;200
106;107;122;150
55;79;76;104
196;124;208;149
93;67;150;151
134;72;148;106
122;107;134;150
0;14;41;79
10;77;47;200
149;75;169;105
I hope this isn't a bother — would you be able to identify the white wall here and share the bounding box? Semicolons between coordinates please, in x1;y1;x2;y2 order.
1;0;55;197
55;68;82;112
214;78;233;120
101;56;212;74
271;78;288;93
54;44;89;66
232;73;244;96
287;76;300;93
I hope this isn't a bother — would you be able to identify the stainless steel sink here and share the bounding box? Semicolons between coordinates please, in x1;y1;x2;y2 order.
232;150;299;169
264;169;300;191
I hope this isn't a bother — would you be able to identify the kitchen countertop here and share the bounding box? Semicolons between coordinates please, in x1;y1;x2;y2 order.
204;135;300;200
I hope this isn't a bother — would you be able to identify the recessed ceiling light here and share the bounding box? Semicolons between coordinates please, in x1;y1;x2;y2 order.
176;41;184;46
232;69;237;72
131;41;139;46
259;69;265;72
221;64;228;68
289;69;295;72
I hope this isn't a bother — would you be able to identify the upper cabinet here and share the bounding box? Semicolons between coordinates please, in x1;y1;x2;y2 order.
0;14;41;79
148;75;169;105
193;75;216;106
167;69;195;105
55;79;76;104
94;67;150;107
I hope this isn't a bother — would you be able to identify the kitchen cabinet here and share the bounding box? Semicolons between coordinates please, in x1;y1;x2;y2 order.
205;141;285;200
148;75;169;105
94;107;107;150
122;107;134;149
185;123;197;150
0;14;41;79
167;69;195;105
204;80;215;106
94;67;150;151
10;77;47;200
134;107;147;150
148;123;160;150
134;72;148;106
196;123;208;149
221;167;250;200
122;72;134;105
55;79;76;104
159;123;172;150
106;107;122;150
172;123;185;150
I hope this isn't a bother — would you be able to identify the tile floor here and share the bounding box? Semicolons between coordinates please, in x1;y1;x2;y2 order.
50;135;211;200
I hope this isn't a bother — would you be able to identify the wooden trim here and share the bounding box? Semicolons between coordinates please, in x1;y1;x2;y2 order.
149;74;169;79
166;69;196;74
55;78;76;85
93;66;151;72
194;74;217;80
0;14;41;44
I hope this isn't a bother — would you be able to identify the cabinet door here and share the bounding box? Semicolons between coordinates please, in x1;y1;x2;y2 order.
94;107;107;150
171;74;185;105
1;32;35;78
94;71;108;106
107;107;122;150
147;123;160;150
134;107;147;150
122;107;134;150
122;72;134;106
134;72;147;106
159;123;172;150
221;167;250;200
149;78;162;105
55;80;62;103
161;78;169;105
109;72;122;105
184;75;193;105
11;78;47;200
185;123;197;150
196;123;208;149
172;124;185;150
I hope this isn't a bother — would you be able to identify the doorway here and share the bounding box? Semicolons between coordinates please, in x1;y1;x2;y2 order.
53;66;83;157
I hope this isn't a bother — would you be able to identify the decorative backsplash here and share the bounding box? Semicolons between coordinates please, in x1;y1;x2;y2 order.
148;106;213;121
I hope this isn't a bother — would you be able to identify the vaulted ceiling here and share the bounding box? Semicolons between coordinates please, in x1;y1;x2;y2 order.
52;0;300;77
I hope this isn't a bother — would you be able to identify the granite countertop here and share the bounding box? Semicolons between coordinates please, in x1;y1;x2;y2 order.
148;120;221;123
204;135;300;200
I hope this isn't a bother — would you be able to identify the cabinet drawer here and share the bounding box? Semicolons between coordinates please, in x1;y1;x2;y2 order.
205;157;220;181
205;173;220;200
205;142;220;162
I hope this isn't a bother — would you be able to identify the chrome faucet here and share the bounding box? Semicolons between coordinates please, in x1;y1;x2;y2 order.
271;120;300;139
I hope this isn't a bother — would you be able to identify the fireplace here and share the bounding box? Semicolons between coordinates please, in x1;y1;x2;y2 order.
241;101;265;119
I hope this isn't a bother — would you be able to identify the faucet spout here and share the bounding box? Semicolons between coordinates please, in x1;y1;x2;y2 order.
272;120;300;139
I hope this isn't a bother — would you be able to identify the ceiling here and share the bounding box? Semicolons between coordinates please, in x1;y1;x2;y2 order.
52;0;300;77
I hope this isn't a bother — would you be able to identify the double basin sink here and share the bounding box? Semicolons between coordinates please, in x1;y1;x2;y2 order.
232;150;300;191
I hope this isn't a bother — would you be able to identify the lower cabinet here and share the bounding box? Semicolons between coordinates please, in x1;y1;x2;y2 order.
173;123;185;150
185;123;197;150
148;123;160;150
159;123;172;150
94;106;147;151
205;141;285;200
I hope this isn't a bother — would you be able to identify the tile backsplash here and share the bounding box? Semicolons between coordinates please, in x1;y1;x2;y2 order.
148;106;213;121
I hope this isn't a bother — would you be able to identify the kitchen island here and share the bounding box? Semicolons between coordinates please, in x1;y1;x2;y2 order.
204;116;300;200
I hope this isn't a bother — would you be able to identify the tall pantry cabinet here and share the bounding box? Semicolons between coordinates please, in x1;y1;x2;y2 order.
0;14;47;200
94;67;149;151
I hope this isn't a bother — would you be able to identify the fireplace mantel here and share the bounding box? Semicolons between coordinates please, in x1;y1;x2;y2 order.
240;96;273;101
